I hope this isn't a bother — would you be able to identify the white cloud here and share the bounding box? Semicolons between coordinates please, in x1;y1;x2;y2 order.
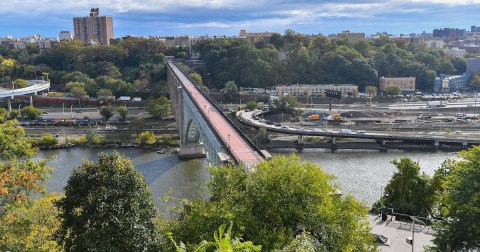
0;0;266;14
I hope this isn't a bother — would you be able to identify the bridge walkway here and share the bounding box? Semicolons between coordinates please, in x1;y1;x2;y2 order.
169;63;264;167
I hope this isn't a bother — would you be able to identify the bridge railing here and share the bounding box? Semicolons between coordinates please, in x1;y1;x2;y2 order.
172;62;268;161
169;63;228;160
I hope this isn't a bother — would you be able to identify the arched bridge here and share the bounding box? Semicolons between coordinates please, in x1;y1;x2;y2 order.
167;62;267;168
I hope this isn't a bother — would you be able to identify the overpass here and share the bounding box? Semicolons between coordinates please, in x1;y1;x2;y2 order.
0;79;50;110
237;110;480;151
167;62;266;168
0;80;51;98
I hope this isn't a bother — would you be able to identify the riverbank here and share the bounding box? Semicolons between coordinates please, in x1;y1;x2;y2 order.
35;142;180;154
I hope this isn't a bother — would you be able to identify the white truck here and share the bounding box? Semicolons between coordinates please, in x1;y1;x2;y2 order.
339;128;352;134
427;101;447;107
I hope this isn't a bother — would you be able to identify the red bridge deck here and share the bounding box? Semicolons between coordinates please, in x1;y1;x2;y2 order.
169;63;263;167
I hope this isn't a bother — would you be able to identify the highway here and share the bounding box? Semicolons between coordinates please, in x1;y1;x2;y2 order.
237;110;480;147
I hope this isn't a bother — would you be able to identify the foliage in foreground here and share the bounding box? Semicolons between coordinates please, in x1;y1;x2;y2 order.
0;121;57;251
56;152;161;251
168;222;261;252
166;155;376;251
431;147;480;251
375;158;434;217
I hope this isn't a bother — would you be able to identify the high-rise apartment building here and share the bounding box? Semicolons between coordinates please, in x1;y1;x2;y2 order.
73;8;114;45
336;30;365;43
59;31;73;41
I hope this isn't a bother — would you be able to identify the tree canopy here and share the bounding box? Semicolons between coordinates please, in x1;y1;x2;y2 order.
432;147;480;251
167;155;376;251
0;121;57;251
56;152;160;251
193;33;469;92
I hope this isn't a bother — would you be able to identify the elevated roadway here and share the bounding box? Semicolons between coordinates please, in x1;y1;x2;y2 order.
237;110;480;151
0;80;50;98
167;62;265;168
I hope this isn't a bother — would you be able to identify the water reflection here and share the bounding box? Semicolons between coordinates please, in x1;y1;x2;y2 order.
37;148;209;213
38;148;457;212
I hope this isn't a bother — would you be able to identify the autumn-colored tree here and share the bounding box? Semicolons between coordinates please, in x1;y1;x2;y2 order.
0;121;57;251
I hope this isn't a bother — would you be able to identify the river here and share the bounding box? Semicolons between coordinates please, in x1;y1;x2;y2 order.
38;148;459;211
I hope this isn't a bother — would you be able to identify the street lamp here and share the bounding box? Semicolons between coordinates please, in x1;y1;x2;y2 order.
70;104;73;119
281;113;284;124
33;71;37;80
18;104;22;112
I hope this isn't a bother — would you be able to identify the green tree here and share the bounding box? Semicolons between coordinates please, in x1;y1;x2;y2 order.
189;72;204;86
146;96;171;119
432;147;480;251
272;94;300;114
20;106;42;120
378;158;434;217
224;80;239;101
133;79;149;94
0;58;15;79
96;88;113;98
269;33;284;50
171;155;376;251
9;110;19;120
117;105;128;121
41;133;58;148
384;85;402;96
85;128;98;144
245;101;258;110
278;232;322;252
56;152;160;251
99;105;114;121
137;131;156;145
129;118;146;137
253;127;268;146
168;222;261;252
471;74;480;91
0;108;7;123
365;85;378;97
13;79;29;89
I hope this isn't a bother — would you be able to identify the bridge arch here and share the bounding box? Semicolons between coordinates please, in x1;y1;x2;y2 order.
185;119;200;144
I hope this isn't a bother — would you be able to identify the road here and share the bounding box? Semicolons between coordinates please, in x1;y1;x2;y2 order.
39;107;149;120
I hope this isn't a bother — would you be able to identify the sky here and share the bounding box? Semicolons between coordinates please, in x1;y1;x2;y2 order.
1;0;479;38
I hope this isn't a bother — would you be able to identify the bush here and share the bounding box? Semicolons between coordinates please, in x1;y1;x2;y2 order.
137;131;156;145
41;133;58;147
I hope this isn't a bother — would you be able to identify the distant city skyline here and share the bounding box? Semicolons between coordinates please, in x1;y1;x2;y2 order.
1;0;479;38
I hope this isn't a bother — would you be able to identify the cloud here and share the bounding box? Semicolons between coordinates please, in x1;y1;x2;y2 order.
0;0;479;37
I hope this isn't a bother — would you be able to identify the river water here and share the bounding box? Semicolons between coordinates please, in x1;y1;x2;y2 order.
38;148;459;210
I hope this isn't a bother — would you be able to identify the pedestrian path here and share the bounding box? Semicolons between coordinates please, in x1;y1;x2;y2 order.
368;215;433;252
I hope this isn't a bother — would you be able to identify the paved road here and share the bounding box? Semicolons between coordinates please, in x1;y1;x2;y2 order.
369;215;433;252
